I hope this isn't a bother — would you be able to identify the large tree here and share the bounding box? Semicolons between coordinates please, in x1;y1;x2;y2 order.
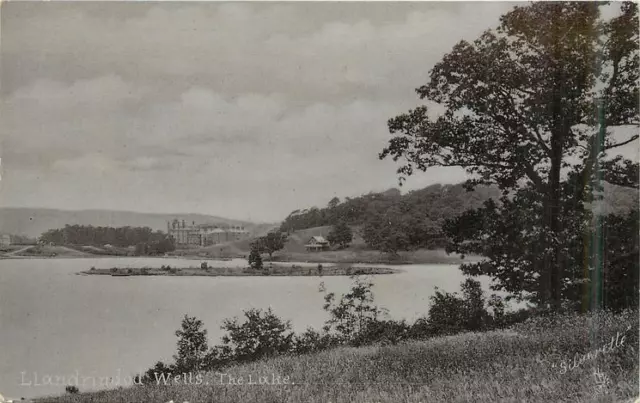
327;221;353;249
380;2;638;310
254;231;288;260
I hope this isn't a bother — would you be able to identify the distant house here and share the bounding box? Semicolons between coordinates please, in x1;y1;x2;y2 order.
0;234;11;246
305;236;330;252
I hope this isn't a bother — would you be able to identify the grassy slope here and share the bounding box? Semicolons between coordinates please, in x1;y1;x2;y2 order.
177;226;478;264
38;309;638;403
14;245;93;258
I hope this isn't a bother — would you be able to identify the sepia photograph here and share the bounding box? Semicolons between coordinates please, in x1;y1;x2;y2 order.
0;1;638;402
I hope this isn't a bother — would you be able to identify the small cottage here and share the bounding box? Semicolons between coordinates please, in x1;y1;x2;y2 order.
305;236;330;252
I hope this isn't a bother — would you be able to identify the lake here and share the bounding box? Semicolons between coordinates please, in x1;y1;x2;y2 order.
0;257;492;400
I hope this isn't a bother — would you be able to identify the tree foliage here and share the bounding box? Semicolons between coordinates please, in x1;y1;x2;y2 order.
380;2;639;310
217;308;294;364
320;277;386;341
173;315;209;373
326;221;353;249
248;246;263;270
40;224;175;255
327;197;341;209
281;183;502;252
253;231;288;260
361;201;444;256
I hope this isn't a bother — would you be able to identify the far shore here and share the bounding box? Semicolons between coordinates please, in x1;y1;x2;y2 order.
79;264;399;277
1;244;483;265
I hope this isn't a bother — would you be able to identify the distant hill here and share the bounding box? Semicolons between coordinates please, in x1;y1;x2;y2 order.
0;208;273;239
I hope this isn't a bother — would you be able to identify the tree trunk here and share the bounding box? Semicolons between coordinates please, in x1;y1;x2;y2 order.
541;38;566;311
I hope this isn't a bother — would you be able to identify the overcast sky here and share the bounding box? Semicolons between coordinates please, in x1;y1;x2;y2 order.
0;1;602;223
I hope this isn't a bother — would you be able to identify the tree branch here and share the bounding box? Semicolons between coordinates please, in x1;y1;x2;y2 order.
604;134;639;151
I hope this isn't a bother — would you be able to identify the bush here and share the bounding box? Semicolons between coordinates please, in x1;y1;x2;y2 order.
248;247;263;270
65;385;79;394
293;328;338;354
420;278;532;337
426;278;496;335
217;308;294;363
140;361;175;385
173;315;209;373
320;276;386;343
353;319;411;346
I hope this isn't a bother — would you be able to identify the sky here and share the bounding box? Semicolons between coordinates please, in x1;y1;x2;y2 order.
0;2;634;223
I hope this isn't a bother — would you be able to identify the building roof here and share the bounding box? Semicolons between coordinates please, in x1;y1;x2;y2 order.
307;236;328;244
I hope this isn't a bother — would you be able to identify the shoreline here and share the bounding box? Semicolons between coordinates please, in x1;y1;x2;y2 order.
79;264;399;277
0;253;479;265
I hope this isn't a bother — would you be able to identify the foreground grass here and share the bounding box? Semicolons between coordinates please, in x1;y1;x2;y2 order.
38;309;638;403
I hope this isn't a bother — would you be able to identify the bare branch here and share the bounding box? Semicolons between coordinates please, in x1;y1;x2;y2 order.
604;134;639;151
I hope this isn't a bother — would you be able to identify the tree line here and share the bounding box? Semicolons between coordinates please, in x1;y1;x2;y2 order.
279;184;502;251
39;224;175;255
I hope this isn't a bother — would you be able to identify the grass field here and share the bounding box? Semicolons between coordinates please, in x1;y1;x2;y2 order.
37;309;638;403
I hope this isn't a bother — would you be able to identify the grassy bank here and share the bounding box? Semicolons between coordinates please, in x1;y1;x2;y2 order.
37;309;638;403
7;245;94;258
81;264;398;277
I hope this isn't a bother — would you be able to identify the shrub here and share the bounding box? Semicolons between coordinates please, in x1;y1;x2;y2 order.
140;361;175;385
320;276;386;343
65;385;79;394
248;247;263;270
426;278;499;335
353;319;411;346
293;328;338;354
173;315;209;373
217;308;294;363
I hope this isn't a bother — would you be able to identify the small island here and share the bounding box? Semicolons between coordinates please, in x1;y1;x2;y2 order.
80;262;398;277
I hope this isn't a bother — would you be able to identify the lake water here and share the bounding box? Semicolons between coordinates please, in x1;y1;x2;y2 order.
0;257;492;399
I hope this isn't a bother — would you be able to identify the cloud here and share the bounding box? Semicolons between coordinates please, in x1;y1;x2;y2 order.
1;2;516;221
2;2;516;100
